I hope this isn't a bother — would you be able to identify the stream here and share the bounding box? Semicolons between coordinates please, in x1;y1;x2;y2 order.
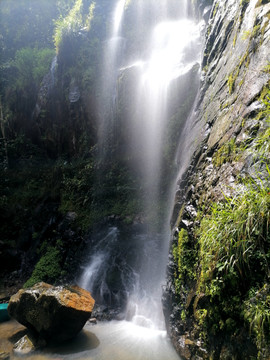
0;320;181;360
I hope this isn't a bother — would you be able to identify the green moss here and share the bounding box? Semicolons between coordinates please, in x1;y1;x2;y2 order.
173;228;197;294
253;77;270;159
228;71;237;94
227;51;249;94
233;32;238;48
213;2;219;17
212;138;241;167
24;245;63;288
227;15;267;96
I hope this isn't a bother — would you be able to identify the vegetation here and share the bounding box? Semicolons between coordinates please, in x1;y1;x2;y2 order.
12;47;55;92
173;228;197;294
195;174;270;354
173;67;270;356
0;1;269;358
24;242;64;288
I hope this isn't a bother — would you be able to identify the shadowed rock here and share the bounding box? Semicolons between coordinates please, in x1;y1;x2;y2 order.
8;282;95;344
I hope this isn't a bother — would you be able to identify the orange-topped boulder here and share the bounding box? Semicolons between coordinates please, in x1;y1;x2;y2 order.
8;282;95;343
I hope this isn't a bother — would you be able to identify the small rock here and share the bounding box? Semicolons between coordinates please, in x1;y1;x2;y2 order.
0;352;9;360
13;335;35;355
89;317;97;324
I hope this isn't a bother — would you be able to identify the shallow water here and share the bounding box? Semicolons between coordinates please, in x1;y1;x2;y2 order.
0;320;181;360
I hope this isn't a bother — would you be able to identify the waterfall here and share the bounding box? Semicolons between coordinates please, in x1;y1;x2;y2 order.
80;0;203;330
98;0;126;159
113;0;126;36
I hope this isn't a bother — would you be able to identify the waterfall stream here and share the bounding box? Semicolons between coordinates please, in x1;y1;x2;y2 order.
76;0;203;358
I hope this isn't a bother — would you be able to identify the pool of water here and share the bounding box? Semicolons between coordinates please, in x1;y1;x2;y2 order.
0;320;181;360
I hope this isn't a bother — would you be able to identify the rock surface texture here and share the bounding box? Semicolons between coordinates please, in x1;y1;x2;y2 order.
164;0;270;359
8;282;95;343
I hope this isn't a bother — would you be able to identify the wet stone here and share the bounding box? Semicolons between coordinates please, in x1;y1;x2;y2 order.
0;352;9;360
13;335;35;356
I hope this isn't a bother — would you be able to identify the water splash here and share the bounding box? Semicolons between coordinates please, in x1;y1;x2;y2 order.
79;253;106;292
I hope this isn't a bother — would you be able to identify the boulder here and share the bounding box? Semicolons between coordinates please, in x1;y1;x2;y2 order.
8;282;95;343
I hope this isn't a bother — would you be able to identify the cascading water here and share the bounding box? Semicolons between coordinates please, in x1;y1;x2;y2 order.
98;0;126;158
78;0;203;356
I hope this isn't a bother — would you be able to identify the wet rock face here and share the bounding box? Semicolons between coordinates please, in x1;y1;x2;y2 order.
8;282;95;343
164;0;270;359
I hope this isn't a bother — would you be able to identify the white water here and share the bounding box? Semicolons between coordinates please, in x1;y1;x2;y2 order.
121;0;201;328
113;0;126;36
129;17;201;223
15;321;180;359
81;0;202;335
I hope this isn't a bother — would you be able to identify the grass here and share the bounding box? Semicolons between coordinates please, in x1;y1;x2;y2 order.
198;177;269;286
243;285;270;357
193;172;270;351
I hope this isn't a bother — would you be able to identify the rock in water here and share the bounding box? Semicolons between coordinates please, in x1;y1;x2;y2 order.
8;282;95;343
13;335;36;356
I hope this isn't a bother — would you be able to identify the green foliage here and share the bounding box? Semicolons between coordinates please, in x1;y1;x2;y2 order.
243;285;270;355
0;0;71;63
12;47;55;91
195;174;270;347
53;0;97;54
24;244;63;288
198;180;269;288
54;0;84;53
173;228;197;294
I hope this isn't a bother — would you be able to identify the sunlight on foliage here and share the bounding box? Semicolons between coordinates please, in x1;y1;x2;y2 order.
54;0;84;53
198;178;269;289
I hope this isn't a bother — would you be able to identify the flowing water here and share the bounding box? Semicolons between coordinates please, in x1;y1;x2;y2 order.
80;0;203;334
0;320;180;360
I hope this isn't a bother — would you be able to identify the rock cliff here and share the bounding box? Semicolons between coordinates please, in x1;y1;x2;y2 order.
164;0;270;359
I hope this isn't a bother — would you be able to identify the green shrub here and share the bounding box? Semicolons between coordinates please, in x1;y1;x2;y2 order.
195;173;270;345
24;245;63;288
243;285;270;355
13;47;55;91
198;178;269;290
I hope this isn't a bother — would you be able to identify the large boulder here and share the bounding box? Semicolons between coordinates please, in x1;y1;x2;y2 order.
8;282;95;343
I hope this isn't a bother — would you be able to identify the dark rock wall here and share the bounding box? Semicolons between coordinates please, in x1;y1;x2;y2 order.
164;0;270;359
